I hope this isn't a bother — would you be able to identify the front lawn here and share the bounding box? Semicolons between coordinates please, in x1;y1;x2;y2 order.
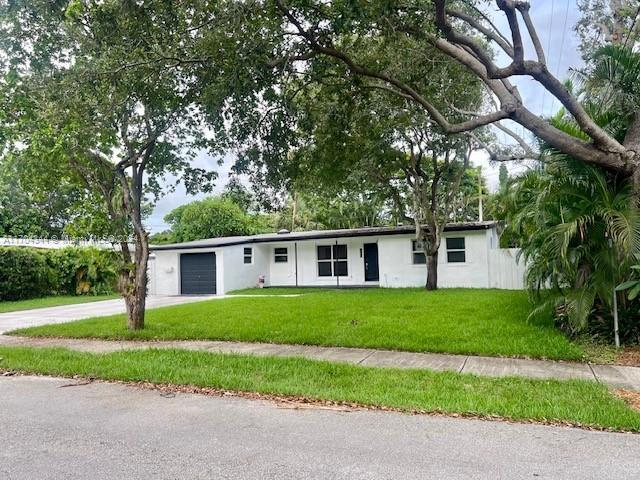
0;346;636;431
11;289;584;360
0;294;119;314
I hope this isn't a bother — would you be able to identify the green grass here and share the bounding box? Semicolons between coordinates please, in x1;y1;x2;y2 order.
0;294;119;313
12;289;584;360
0;346;637;431
228;287;333;295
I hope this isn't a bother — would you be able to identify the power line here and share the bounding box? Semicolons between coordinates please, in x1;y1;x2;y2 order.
551;0;571;114
540;0;555;116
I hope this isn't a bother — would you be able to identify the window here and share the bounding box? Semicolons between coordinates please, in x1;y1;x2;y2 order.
412;240;426;265
243;247;253;264
446;237;466;263
274;247;288;263
317;244;348;277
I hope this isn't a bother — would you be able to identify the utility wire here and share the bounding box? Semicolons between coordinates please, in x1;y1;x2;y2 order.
540;0;555;116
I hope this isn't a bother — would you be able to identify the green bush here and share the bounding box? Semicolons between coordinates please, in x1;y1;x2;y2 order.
46;247;119;296
0;247;55;300
0;246;119;301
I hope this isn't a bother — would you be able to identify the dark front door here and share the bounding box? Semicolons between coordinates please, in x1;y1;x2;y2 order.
363;243;379;282
180;253;216;295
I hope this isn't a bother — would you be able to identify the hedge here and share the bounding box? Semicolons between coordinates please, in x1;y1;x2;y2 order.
0;246;119;301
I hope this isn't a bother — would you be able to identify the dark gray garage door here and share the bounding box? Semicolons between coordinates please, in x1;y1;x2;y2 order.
180;253;216;295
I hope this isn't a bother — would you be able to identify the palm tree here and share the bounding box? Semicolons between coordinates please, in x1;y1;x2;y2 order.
503;44;640;337
506;156;640;334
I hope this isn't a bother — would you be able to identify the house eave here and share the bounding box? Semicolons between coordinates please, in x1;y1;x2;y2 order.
150;222;498;252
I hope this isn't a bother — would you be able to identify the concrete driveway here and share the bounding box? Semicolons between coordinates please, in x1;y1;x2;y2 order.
1;375;639;480
0;295;216;334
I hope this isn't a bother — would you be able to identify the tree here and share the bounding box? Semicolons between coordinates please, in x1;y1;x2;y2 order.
0;155;83;238
258;49;483;289
162;197;263;243
268;0;640;187
498;164;510;194
272;190;392;231
221;177;256;214
576;0;640;60
505;156;640;339
2;1;219;329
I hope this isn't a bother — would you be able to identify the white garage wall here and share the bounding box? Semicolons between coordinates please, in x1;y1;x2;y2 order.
151;248;224;295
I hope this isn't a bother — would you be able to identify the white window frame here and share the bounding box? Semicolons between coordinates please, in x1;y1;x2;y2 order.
411;240;426;265
243;247;253;265
446;237;466;263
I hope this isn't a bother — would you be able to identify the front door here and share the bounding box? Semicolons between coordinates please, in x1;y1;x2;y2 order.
363;243;379;282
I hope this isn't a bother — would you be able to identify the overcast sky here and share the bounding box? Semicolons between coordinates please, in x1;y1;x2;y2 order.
146;1;583;233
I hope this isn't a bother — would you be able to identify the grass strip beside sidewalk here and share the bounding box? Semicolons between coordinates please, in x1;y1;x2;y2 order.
0;346;638;432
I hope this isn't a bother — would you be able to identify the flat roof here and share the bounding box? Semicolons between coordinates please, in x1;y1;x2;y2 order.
150;221;498;251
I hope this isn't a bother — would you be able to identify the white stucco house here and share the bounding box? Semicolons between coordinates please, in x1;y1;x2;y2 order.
148;221;525;295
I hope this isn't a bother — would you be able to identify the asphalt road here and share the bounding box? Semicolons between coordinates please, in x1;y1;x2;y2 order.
1;376;639;480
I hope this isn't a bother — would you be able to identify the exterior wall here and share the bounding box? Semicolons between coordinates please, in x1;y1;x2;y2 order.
221;244;269;292
151;248;224;295
150;226;526;294
378;230;492;288
267;236;382;287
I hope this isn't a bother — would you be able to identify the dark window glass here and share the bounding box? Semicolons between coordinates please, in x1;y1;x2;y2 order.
333;244;347;259
446;237;465;250
412;240;426;264
243;247;253;264
447;251;466;263
274;247;288;263
317;245;332;260
413;252;426;264
318;261;332;276
334;260;348;276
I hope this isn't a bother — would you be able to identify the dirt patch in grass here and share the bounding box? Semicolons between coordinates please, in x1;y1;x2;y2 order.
614;389;640;412
616;348;640;367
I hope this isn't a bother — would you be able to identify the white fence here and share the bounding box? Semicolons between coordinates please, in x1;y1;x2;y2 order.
488;248;526;290
0;238;121;250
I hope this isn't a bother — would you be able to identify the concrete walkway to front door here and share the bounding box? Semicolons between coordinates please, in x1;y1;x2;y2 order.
1;334;640;391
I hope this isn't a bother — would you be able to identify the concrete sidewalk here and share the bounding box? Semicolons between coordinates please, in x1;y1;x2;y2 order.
2;335;640;390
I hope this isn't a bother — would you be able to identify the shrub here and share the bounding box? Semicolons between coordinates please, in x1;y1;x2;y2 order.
0;247;56;300
0;246;119;301
46;247;119;296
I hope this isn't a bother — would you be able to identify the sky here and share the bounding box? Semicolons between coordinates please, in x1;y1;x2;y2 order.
145;0;584;233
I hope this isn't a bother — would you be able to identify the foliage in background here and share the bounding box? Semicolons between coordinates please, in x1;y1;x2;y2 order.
0;247;54;300
154;197;270;244
46;247;118;296
0;247;118;301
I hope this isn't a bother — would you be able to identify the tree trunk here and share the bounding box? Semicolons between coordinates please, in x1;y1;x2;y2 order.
117;235;149;330
426;253;438;290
